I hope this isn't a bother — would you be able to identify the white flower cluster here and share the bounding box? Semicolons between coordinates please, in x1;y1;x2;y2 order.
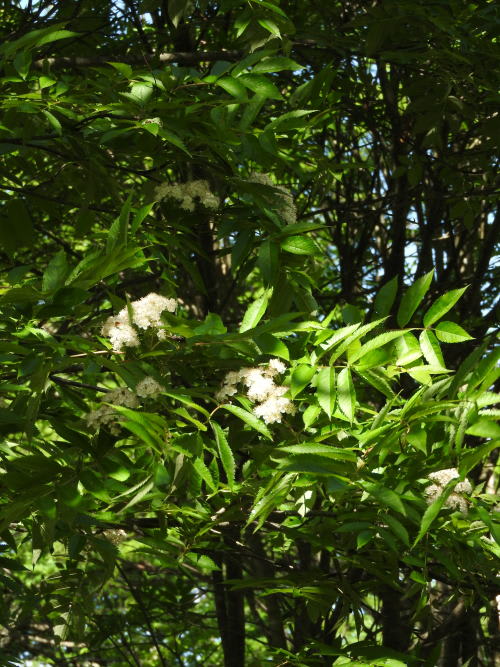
154;179;220;211
142;117;162;126
249;172;296;225
86;387;139;435
103;528;128;545
101;292;178;353
136;376;164;397
425;467;472;513
216;359;296;424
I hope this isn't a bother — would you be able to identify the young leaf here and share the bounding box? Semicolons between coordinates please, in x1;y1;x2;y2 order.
211;422;235;489
397;269;434;327
423;287;468;327
337;367;355;422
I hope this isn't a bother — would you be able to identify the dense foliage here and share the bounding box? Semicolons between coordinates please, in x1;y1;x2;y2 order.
0;1;499;665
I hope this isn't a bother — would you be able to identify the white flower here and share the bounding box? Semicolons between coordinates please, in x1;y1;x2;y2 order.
425;467;472;513
249;172;296;225
265;358;287;376
101;293;177;352
254;393;296;424
216;361;295;425
86;387;139;434
101;316;140;353
103;529;128;545
428;467;472;494
131;293;177;330
240;368;277;402
136;376;164;398
154;180;219;210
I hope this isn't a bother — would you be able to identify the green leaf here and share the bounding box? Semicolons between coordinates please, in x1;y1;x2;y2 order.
42;250;69;293
413;494;446;546
362;482;406;515
192;457;216;491
266;109;317;132
107;193;133;253
130;202;154;234
278;443;356;461
373;276;398;318
239;289;273;332
216;77;248;100
303;404;321;427
459;439;500;476
118;478;154;513
36;29;79;48
349;330;405;363
280;236;316;255
257;240;280;284
42;110;62;135
397;270;434;327
337;367;355;422
252;56;304;73
435;321;474;343
465;418;500;439
258;18;281;37
316;367;336;418
222;404;272;439
291;365;315;397
419;330;445;368
237;74;282;99
395;332;422;365
423;287;468;326
254;333;289;360
211;422;235;489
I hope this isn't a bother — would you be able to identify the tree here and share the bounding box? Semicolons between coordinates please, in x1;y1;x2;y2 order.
0;1;498;665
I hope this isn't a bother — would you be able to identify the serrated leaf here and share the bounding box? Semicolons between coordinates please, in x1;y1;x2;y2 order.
254;333;289;360
373;276;398;318
257;239;280;284
362;482;406;515
192;457;216;491
239;289;272;332
435;321;474;343
397;270;434;327
337;367;355;422
280;235;316;255
278;443;356;461
413;494;446;546
258;18;281;37
316;367;336;417
419;330;445;368
291;365;315;397
211;422;235;489
222;404;272;439
237;73;282;99
395;332;422;366
216;77;248;100
42;250;69;293
349;330;405;363
423;287;468;326
252;56;304;73
107;193;133;253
